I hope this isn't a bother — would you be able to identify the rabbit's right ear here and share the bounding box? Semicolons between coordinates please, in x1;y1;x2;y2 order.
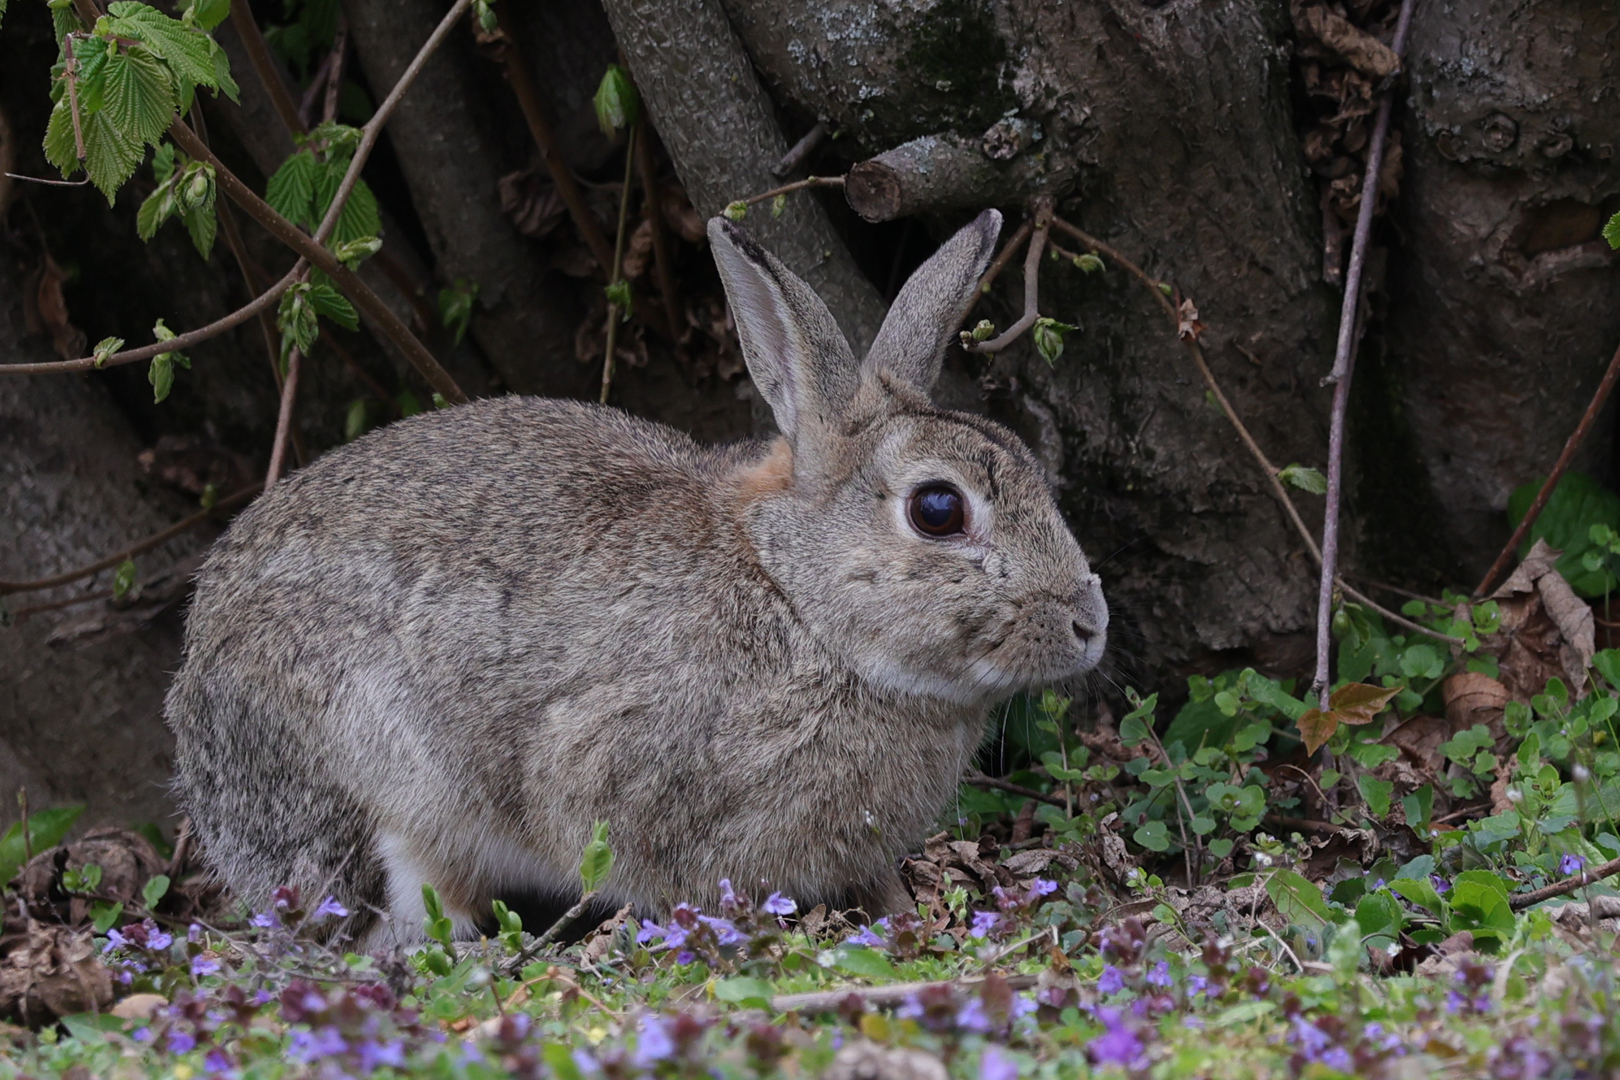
709;218;858;439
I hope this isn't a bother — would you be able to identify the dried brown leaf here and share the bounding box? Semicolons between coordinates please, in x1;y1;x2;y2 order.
1291;1;1401;79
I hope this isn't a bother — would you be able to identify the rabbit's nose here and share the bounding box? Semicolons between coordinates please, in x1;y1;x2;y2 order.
1072;620;1096;643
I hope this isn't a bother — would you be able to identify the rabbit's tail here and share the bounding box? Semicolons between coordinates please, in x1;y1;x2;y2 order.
165;668;387;946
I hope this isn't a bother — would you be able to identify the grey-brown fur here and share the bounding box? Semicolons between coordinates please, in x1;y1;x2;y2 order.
165;210;1108;947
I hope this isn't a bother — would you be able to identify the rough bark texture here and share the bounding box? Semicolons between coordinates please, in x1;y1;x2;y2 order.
344;0;590;397
723;0;1337;671
598;0;887;354
0;245;196;833
1379;0;1620;577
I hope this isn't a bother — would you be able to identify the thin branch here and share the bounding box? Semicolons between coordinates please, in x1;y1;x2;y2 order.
634;111;681;341
740;175;844;208
1313;0;1418;705
963;771;1068;809
955;218;1035;329
968;199;1052;354
770;974;1037;1014
229;0;308;137
499;13;616;276
1509;855;1620;910
322;19;349;126
774;122;828;178
504;891;599;974
600;127;638;404
265;348;303;487
1048;216;1464;648
0;484;261;596
1477;333;1620;597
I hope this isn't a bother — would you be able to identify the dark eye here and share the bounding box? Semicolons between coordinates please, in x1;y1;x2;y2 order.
908;485;966;537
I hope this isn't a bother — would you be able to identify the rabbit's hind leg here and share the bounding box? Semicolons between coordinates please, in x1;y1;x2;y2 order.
354;832;487;953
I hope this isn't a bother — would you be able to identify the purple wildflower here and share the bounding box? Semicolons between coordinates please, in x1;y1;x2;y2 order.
633;1015;675;1067
312;896;350;920
358;1038;406;1070
249;912;276;929
132;1026;153;1043
1560;853;1587;876
675;950;695;965
102;928;127;953
1146;960;1172;987
762;892;797;915
146;926;174;951
846;919;887;947
1187;974;1208;997
636;919;666;944
956;997;993;1034
969;910;1001;939
1028;878;1059;898
980;1044;1019;1080
203;1049;232;1074
167;1030;197;1054
1432;875;1451;894
1097;965;1124;995
187;923;205;943
719;879;738;904
288;1026;348;1063
191;954;221;978
1087;1008;1144;1068
699;914;745;945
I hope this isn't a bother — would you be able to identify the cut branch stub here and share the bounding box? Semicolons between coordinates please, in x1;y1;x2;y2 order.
845;133;1042;223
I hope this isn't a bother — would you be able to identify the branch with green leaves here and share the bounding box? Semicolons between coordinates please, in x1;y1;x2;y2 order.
3;0;472;407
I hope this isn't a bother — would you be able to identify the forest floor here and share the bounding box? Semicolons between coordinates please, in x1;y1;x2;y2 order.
4;533;1620;1077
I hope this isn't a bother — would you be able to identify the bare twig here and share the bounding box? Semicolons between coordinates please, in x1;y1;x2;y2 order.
499;12;616;276
505;890;599;974
0;485;261;596
963;771;1068;809
167;818;193;879
770;974;1037;1014
265;348;303;487
1508;855;1620;910
774;122;828;177
323;19;350;126
229;0;308;137
968;198;1052;354
956;218;1035;328
600;127;638;404
634;112;681;341
1476;334;1620;597
740;175;845;208
1313;0;1419;705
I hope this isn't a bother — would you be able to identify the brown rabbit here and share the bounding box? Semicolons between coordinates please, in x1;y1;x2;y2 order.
165;210;1108;948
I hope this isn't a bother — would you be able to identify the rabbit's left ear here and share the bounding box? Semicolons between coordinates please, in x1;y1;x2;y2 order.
862;209;1002;393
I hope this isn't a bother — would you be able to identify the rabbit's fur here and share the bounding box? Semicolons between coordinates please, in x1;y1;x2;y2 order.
165;210;1108;948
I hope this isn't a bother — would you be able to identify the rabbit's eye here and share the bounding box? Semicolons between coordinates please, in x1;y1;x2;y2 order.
908;485;966;537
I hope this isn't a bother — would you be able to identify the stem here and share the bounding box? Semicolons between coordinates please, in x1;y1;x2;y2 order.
499;10;616;276
265;348;303;487
65;36;87;163
774;122;827;178
323;19;349;126
1508;855;1620;910
956;218;1035;328
229;0;307;137
741;175;844;208
504;890;599;974
1313;0;1418;706
0;485;261;596
962;771;1068;809
969;198;1051;354
634;112;681;341
1476;333;1620;597
600;126;637;405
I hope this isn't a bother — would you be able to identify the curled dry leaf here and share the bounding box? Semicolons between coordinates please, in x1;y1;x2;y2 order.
1176;298;1205;340
19;827;165;926
1296;682;1403;755
1442;672;1511;743
1290;0;1401;80
1488;538;1596;697
0;920;113;1026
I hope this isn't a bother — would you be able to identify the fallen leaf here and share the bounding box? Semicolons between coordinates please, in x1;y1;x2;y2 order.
1296;682;1402;754
0;920;113;1026
33;254;86;363
111;992;168;1020
1442;673;1510;742
1382;714;1451;776
1176;297;1205;340
1291;1;1401;80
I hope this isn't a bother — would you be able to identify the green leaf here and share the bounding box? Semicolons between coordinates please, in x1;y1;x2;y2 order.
1208;837;1234;858
63;862;102;893
344;398;372;442
438;279;479;345
91;337;124;368
1605;210;1620;251
1278;463;1327;495
306;282;358;330
593;63;638;134
331;235;382;270
151;140;175;183
0;805;84;885
1447;870;1515;946
313;167;380;245
148;355;174;402
137;181;175;241
141;873;170;909
831;946;896;979
604;279;633;311
541;1043;582;1080
579;820;614;892
1265;868;1332;928
1389;876;1443;916
1133;820;1170;852
278;284;318;356
83;110;144;203
43;98;82;178
101;46;175;148
1355;890;1403;948
1401;784;1434;830
183;0;231;32
723;200;747;221
1357;775;1394;818
183;204;216;259
112;558;137;600
90;900;124;933
106;3;220;91
265;150;318;227
714;977;773;1007
1032;316;1076;366
1076;252;1104;273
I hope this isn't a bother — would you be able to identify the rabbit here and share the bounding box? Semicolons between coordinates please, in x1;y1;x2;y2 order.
164;208;1109;949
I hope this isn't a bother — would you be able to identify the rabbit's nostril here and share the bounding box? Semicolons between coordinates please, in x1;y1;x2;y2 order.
1073;621;1094;643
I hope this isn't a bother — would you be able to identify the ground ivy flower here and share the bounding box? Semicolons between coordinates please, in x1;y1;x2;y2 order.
980;1044;1018;1080
633;1015;674;1067
1560;853;1587;876
313;895;350;920
1097;965;1124;994
288;1026;348;1063
846;919;887;947
1146;960;1172;988
762;891;796;915
956;997;992;1034
167;1030;197;1054
1086;1008;1144;1069
698;914;744;945
1028;878;1058;899
191;953;222;978
969;910;1001;938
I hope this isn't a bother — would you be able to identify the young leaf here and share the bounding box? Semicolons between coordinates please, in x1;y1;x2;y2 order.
593;63;638;134
0;804;84;886
438;279;478;345
1033;317;1076;366
1076;252;1104;273
91;337;124;368
1605;210;1620;251
265;150;318;228
90;900;124;933
183;0;231;32
1357;774;1394;817
1278;463;1327;495
42;99;82;178
1265;868;1332;928
106;3;221;91
112;558;137;600
151;141;175;183
83;110;144;203
723;200;747;221
137;180;176;241
313;165;380;244
579;820;614;892
101;46;176;148
306;282;358;330
1328;682;1402;724
141;873;170;910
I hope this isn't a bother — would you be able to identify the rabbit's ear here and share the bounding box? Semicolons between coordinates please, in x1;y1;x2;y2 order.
709;218;858;438
862;209;1002;393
